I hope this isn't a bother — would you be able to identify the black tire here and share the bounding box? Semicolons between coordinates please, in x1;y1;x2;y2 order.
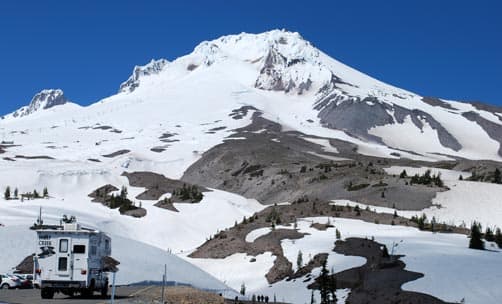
41;288;55;299
100;281;108;298
1;283;10;289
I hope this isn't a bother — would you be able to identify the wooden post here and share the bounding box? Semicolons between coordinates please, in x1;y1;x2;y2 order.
161;264;166;304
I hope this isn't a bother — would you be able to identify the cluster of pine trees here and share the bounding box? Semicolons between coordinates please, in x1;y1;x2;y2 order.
410;213;452;232
107;186;140;214
469;222;502;250
403;169;444;187
171;184;203;203
4;186;48;200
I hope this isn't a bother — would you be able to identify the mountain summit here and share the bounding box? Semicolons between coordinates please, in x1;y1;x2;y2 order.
7;89;71;118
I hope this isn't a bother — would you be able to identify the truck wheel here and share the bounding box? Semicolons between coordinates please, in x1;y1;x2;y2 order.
81;288;92;298
41;288;55;299
1;283;10;289
101;281;108;297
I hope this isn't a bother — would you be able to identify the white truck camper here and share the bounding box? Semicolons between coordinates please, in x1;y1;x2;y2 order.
34;216;118;299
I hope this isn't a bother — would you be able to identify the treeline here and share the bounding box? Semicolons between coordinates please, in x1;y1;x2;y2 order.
467;168;502;184
171;184;203;203
4;186;49;200
399;169;444;187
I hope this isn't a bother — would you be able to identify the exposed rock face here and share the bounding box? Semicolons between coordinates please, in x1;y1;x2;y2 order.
254;46;313;94
12;89;69;118
316;96;394;143
119;58;169;93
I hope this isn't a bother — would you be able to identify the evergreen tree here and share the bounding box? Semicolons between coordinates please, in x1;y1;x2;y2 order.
495;228;502;248
297;250;303;270
319;260;330;304
354;205;361;216
240;282;246;296
399;169;407;178
4;186;10;200
33;189;39;198
120;186;128;200
43;187;49;198
393;210;398;218
14;188;18;199
469;221;485;250
459;175;463;181
493;168;502;184
328;275;337;304
485;227;495;242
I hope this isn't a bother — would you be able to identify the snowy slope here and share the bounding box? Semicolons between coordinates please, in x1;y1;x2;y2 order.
190;217;502;304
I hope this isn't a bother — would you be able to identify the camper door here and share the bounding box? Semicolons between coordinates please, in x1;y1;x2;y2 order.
56;237;72;278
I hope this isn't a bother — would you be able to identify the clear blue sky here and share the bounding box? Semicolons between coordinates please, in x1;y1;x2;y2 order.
1;0;501;114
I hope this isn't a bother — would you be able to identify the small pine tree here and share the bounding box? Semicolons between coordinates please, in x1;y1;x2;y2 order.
14;188;18;199
495;228;502;248
469;221;485;250
493;168;502;184
43;187;48;198
296;250;303;270
459;174;463;181
381;191;385;198
319;260;330;304
485;227;495;242
33;189;39;199
4;186;11;200
120;186;128;200
393;210;398;218
399;170;407;178
354;205;361;216
240;282;246;296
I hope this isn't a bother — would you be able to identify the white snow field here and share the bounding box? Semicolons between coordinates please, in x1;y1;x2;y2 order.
368;166;502;228
191;217;502;304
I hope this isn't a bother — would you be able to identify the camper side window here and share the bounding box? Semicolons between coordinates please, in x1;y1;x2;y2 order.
73;245;85;254
59;239;68;253
90;245;97;256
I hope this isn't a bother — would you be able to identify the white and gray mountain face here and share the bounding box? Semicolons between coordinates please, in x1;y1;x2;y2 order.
11;89;70;118
119;59;169;93
2;30;502;161
112;30;502;158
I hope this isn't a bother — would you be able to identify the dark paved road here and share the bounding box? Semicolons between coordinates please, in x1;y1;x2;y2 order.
0;286;148;304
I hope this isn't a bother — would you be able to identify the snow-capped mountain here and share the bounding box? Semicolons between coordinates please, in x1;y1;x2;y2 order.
105;29;502;161
1;30;502;304
4;89;72;119
3;30;501;161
